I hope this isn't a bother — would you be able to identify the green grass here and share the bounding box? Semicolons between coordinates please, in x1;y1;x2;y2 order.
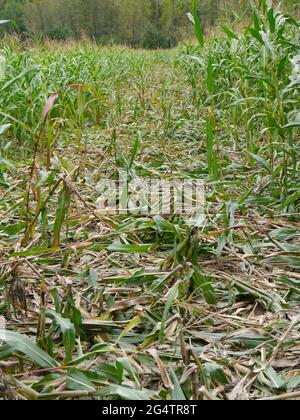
0;3;300;401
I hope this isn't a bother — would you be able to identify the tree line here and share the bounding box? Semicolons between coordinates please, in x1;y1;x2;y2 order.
0;0;233;48
0;1;298;48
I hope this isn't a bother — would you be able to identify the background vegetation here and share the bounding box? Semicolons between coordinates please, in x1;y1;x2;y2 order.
1;0;298;47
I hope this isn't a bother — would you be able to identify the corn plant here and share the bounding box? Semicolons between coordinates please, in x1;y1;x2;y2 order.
183;0;300;207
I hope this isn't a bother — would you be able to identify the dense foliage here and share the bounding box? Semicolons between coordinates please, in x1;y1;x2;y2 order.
1;1;298;48
0;0;215;47
0;0;269;47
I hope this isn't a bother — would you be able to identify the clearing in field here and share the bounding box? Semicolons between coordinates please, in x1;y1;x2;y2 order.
0;3;300;401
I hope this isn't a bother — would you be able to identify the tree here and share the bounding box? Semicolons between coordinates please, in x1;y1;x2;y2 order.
0;0;26;33
116;0;151;46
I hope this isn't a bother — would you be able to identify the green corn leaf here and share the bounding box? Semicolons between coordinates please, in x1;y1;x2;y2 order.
0;344;15;360
0;330;58;368
108;243;155;253
53;182;71;247
284;121;300;128
170;368;186;400
99;384;155;400
207;56;214;94
267;8;276;33
66;368;96;392
192;0;205;47
206;115;218;179
159;281;179;340
129;132;140;168
259;31;275;60
117;315;143;343
248;28;263;44
204;362;228;385
193;265;217;305
46;310;76;364
222;26;239;40
252;8;261;32
265;367;287;391
249;153;273;175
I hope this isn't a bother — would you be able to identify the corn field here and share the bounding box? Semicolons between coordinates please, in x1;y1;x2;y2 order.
0;1;299;401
